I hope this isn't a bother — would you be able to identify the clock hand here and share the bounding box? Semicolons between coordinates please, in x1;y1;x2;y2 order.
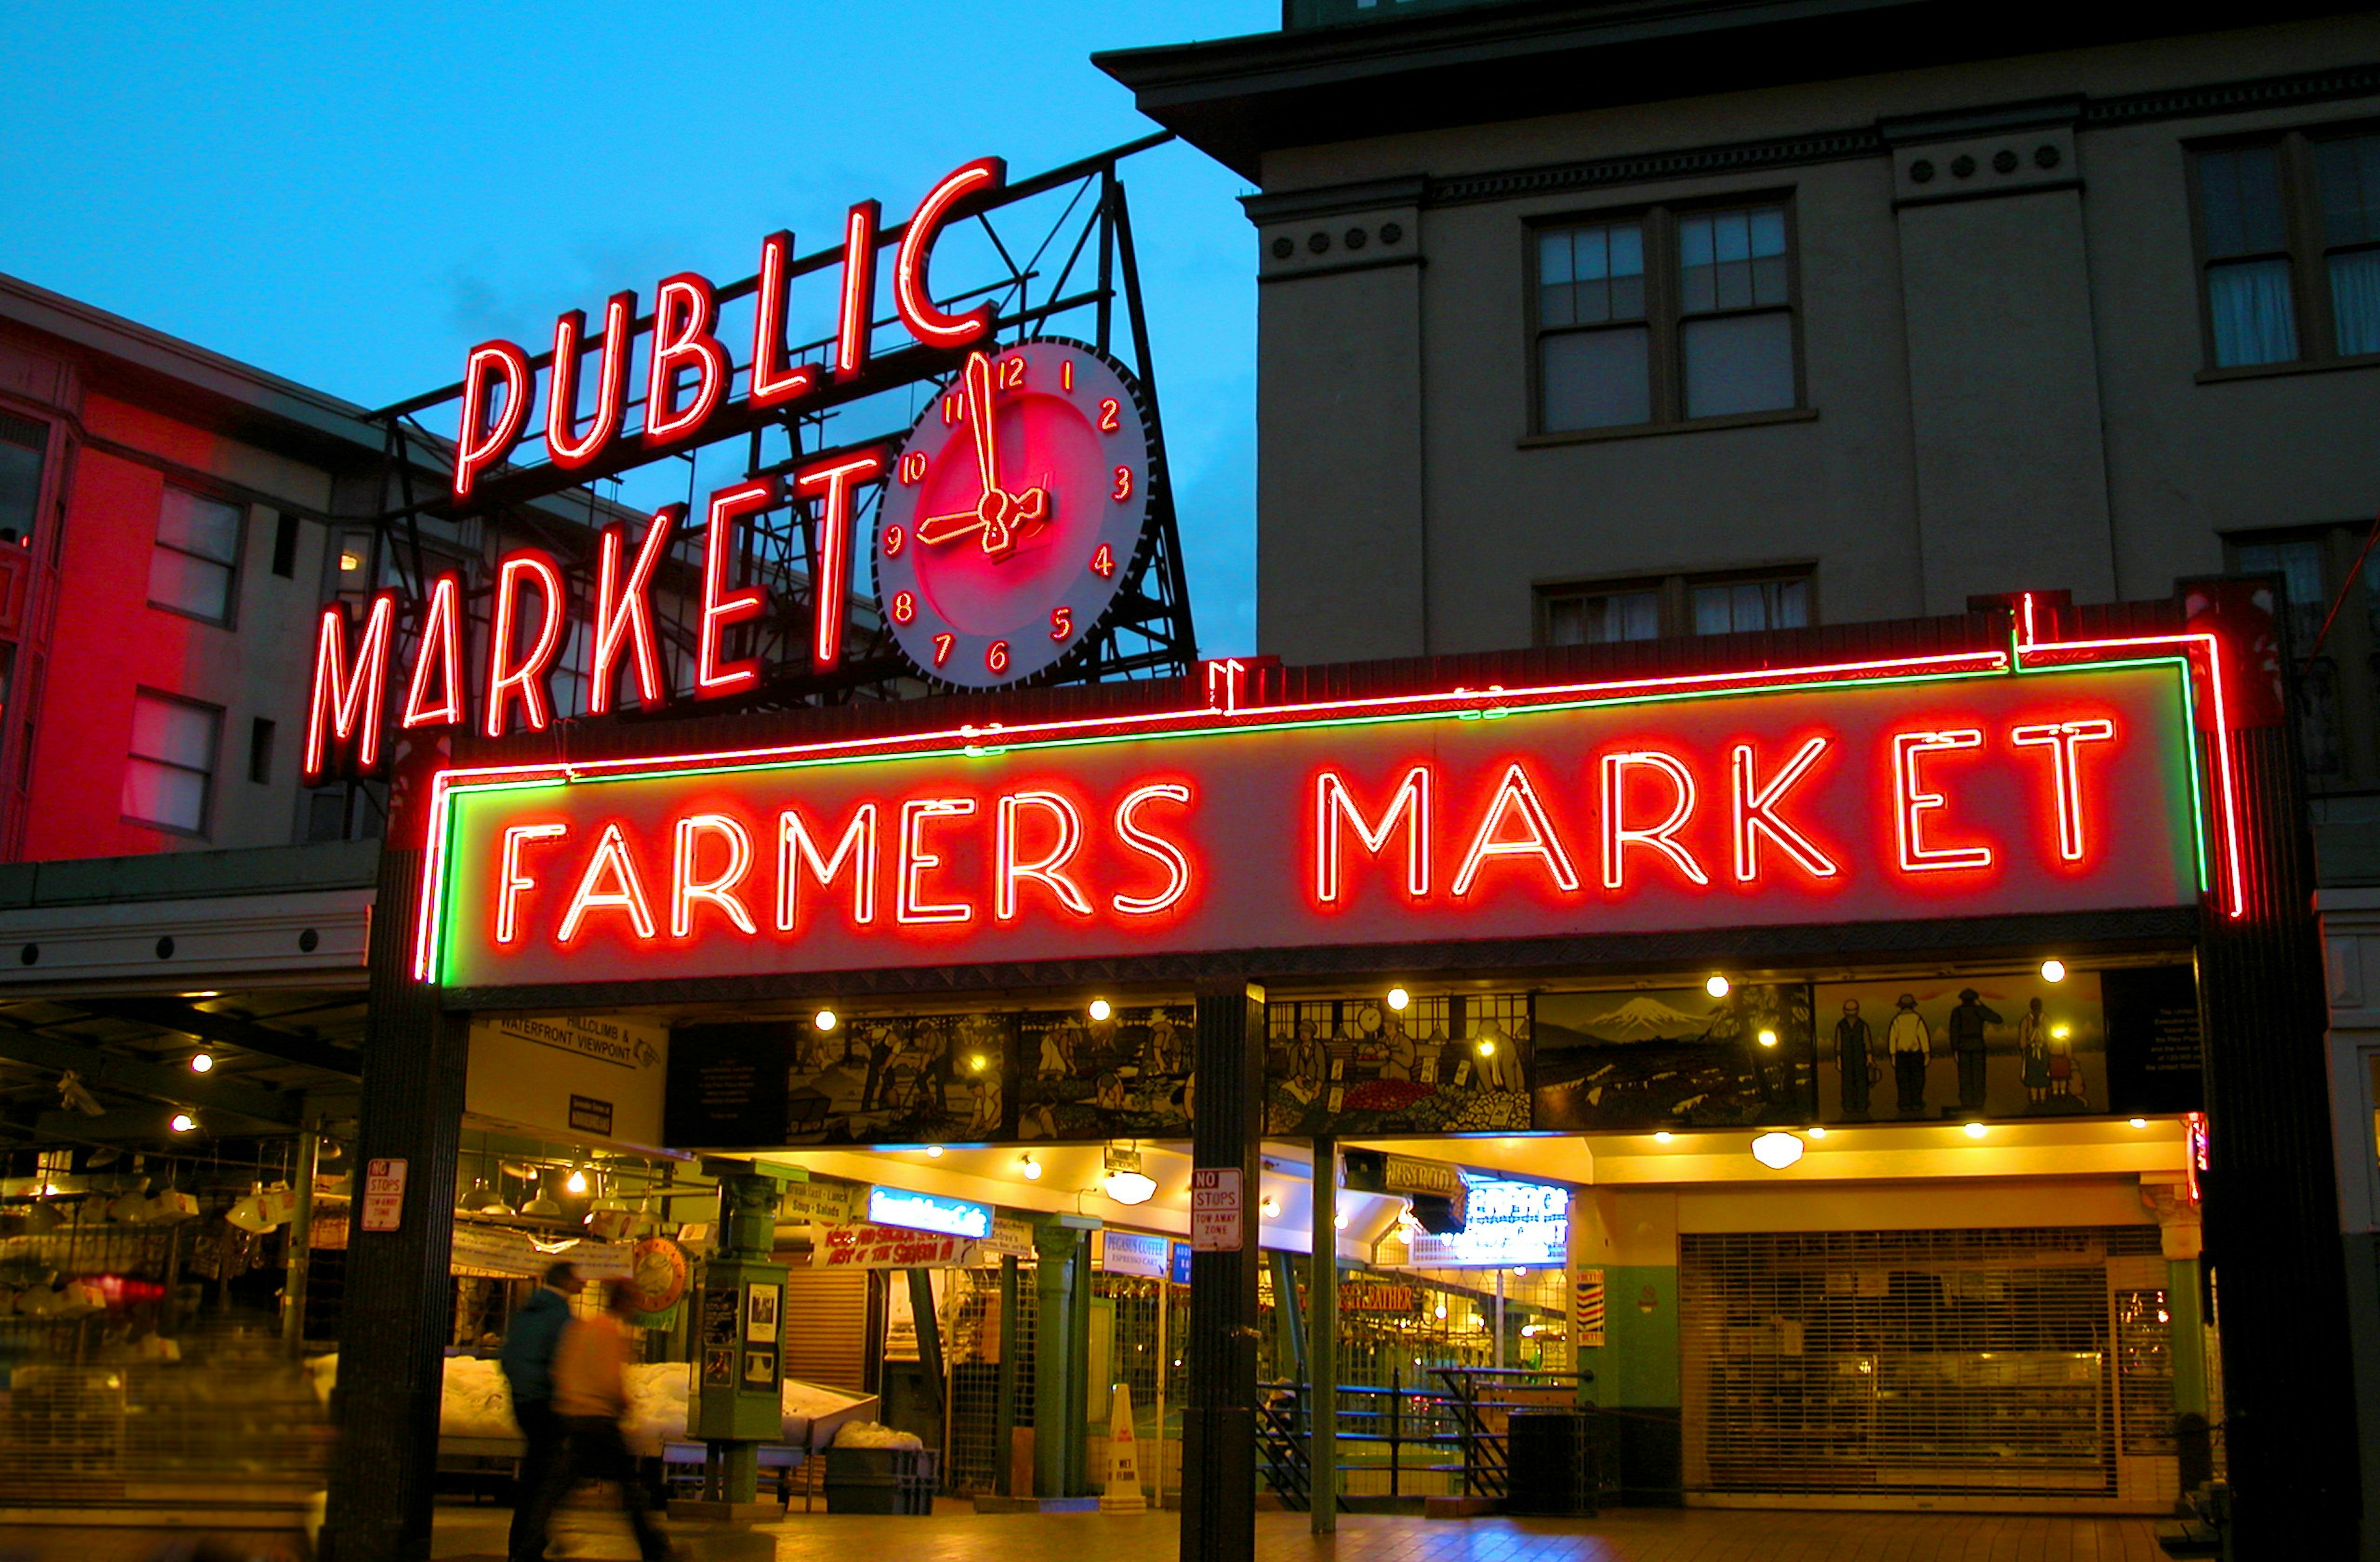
964;350;998;503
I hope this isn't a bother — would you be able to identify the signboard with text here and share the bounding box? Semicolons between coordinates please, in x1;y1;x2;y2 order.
420;657;2212;990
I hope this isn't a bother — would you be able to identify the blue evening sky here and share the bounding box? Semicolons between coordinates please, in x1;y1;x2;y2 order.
0;2;1274;653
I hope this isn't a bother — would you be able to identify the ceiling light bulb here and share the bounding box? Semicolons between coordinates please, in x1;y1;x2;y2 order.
1808;1125;1827;1139
1088;998;1113;1021
565;1168;588;1194
1433;1305;1447;1320
169;1112;197;1134
1104;1170;1157;1206
814;1009;838;1032
1756;1030;1778;1048
926;1144;944;1157
189;1053;214;1074
1260;1195;1280;1219
2129;1118;2149;1129
1475;1037;1497;1057
1654;1131;1673;1144
1020;1155;1042;1181
1386;987;1410;1011
2040;958;2067;983
1750;1131;1804;1170
1963;1121;1988;1139
1333;1211;1350;1230
1706;975;1730;998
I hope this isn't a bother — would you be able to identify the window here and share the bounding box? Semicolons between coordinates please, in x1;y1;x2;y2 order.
248;717;276;785
1539;568;1812;646
0;412;44;547
2230;524;2380;789
2193;127;2380;369
271;511;300;578
122;691;220;836
150;487;242;623
1535;201;1800;434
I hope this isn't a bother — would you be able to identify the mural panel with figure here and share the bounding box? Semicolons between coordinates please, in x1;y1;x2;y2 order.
1264;993;1532;1134
1015;1004;1194;1141
1812;974;2104;1121
1530;984;1815;1131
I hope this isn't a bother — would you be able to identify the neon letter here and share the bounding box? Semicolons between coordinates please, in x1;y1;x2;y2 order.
1314;768;1431;903
588;505;677;715
778;804;878;930
894;158;1005;350
545;291;635;468
1453;762;1580;896
2011;718;2118;862
558;823;657;942
483;549;566;739
496;823;567;945
695;478;779;699
835;200;879;384
402;573;465;730
453;340;531;501
1114;783;1193;916
996;791;1093;920
1600;751;1711;889
750;231;820;410
671;813;757;938
1892;729;1994;871
898;798;977;924
302;593;397;780
1730;738;1839;882
642;273;727;446
795;449;886;670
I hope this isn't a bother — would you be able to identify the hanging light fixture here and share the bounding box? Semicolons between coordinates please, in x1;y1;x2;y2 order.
1102;1145;1157;1206
1750;1131;1804;1170
522;1168;562;1219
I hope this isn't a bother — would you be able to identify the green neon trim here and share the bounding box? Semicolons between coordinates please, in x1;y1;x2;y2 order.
2010;651;2212;895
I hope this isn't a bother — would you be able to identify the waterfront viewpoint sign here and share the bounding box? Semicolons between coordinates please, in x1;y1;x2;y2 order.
414;623;2237;990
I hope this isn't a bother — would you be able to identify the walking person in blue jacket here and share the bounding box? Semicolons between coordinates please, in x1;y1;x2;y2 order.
500;1261;584;1562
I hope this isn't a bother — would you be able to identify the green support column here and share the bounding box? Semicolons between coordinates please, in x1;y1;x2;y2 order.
2170;1256;2209;1419
1268;1251;1305;1385
1033;1221;1087;1499
1308;1137;1337;1533
1067;1232;1094;1496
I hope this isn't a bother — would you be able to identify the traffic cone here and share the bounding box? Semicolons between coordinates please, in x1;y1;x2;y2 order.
1100;1381;1147;1513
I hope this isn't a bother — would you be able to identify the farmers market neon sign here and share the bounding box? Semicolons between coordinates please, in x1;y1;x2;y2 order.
416;611;2240;989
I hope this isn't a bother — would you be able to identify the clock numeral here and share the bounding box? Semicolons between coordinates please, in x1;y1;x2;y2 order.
1090;543;1117;579
941;394;964;426
891;590;916;624
1051;606;1073;642
999;356;1026;390
1099;397;1121;433
932;633;954;668
1112;466;1134;502
986;640;1011;676
897;451;928;487
883;525;906;558
1062;360;1074;392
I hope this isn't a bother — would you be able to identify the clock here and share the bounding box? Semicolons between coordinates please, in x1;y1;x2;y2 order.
873;338;1156;688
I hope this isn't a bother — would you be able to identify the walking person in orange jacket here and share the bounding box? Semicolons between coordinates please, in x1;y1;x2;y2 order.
550;1282;677;1562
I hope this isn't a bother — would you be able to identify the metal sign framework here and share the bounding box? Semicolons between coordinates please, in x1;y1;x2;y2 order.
348;133;1196;738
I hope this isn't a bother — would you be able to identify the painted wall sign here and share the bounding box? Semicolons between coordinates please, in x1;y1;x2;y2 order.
421;653;2212;991
865;1185;992;1240
466;1013;668;1149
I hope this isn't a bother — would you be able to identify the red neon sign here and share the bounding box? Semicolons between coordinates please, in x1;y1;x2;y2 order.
442;158;1003;500
423;657;2209;989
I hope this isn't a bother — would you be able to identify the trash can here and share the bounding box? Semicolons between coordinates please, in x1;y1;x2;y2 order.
822;1447;939;1514
1504;1409;1597;1517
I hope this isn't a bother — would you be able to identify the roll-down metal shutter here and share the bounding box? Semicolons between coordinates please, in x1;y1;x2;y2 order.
1680;1226;2173;1502
780;1268;871;1392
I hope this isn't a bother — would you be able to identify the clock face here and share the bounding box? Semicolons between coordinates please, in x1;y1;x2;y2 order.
874;338;1155;688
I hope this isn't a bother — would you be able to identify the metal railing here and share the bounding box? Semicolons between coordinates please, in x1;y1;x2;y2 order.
1256;1366;1590;1507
